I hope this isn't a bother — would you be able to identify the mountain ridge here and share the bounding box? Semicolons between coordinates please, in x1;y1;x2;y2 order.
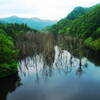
0;16;57;30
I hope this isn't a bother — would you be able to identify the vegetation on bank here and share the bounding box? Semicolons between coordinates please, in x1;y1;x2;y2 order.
85;37;100;50
0;32;17;78
47;4;100;50
0;23;36;78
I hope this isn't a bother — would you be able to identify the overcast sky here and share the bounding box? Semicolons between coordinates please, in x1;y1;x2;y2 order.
0;0;99;20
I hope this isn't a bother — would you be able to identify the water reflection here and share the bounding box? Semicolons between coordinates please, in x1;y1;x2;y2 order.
16;45;100;100
0;34;100;100
0;74;21;100
18;46;89;80
56;35;100;66
16;33;100;66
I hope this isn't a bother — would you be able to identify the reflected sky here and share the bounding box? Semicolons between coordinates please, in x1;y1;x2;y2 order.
3;45;100;100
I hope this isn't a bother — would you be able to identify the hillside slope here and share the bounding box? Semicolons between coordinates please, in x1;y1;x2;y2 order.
48;4;100;50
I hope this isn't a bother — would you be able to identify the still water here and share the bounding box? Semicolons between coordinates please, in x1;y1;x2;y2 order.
0;44;100;100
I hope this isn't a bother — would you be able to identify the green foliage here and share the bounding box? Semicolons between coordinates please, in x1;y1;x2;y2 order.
0;32;17;78
48;4;100;50
48;18;72;34
0;29;6;34
69;5;100;39
85;37;100;50
67;7;88;20
92;27;100;40
0;23;40;78
48;6;89;34
0;23;34;38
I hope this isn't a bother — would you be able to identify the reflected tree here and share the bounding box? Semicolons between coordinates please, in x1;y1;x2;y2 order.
0;74;21;100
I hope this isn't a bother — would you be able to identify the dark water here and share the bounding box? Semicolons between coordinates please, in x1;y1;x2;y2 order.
0;35;100;100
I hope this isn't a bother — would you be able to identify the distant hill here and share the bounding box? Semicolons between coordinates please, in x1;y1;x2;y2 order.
48;4;100;50
0;16;57;30
0;19;6;24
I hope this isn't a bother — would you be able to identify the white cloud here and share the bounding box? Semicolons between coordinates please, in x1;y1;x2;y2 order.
0;0;99;20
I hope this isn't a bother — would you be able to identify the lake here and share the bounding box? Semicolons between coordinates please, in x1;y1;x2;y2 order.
0;34;100;100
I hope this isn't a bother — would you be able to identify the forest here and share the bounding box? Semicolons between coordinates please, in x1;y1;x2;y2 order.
47;4;100;50
0;23;37;77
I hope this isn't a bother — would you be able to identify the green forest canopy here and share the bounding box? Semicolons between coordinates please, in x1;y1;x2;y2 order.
48;4;100;50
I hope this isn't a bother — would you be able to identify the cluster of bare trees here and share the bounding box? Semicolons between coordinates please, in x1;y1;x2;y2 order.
15;31;55;63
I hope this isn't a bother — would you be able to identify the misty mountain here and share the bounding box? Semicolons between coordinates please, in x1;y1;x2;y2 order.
0;16;57;30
